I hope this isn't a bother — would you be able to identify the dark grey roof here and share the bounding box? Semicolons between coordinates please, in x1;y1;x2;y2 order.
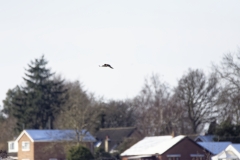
94;127;137;151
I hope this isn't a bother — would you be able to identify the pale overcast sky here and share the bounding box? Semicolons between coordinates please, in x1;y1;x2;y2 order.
1;1;240;107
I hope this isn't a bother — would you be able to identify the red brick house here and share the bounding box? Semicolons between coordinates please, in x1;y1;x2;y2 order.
121;135;212;160
8;129;96;160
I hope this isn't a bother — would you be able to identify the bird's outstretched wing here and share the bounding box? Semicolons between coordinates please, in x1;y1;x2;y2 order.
100;64;114;69
107;64;113;69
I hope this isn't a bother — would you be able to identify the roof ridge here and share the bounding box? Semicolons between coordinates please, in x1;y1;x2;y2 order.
23;129;96;142
99;127;136;130
121;135;187;156
24;129;87;131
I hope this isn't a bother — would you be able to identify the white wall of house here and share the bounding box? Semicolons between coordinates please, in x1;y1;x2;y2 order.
211;144;240;160
8;140;18;153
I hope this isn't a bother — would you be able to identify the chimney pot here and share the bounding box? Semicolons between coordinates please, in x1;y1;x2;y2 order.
105;135;110;152
171;131;175;138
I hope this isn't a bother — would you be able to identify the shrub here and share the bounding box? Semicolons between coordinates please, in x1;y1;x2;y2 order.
67;145;94;160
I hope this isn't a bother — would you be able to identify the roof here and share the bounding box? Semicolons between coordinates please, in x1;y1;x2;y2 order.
197;142;232;155
212;150;238;160
94;127;138;151
121;135;186;156
16;129;96;142
194;135;215;142
230;144;240;152
95;127;137;141
212;144;240;160
218;151;238;159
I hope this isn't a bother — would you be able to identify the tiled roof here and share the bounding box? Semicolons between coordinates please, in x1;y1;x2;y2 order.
198;142;232;155
94;127;138;151
21;129;96;142
195;135;215;142
121;135;186;156
230;144;240;152
95;127;137;141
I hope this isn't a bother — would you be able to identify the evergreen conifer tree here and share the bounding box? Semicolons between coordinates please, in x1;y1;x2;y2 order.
3;55;67;131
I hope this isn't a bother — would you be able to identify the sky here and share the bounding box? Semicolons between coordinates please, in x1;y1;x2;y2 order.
1;1;240;107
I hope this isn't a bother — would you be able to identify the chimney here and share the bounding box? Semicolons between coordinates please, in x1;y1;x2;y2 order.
171;130;175;138
105;135;110;152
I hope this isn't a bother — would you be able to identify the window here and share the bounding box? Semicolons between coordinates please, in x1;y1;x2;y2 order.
190;154;204;160
192;157;203;160
167;154;181;160
22;141;30;151
168;157;179;160
10;142;14;150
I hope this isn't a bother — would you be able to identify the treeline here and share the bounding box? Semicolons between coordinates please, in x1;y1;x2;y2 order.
1;52;240;149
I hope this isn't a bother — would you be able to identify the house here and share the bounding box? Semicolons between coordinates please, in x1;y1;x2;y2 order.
8;129;96;160
94;127;143;153
7;139;18;159
197;142;232;155
195;135;215;142
121;135;212;160
212;144;240;160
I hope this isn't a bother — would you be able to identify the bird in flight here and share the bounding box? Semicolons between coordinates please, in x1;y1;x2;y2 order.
99;64;114;69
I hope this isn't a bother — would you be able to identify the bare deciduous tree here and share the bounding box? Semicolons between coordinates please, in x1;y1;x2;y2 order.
214;52;240;124
0;114;17;150
99;100;136;128
54;81;99;144
174;69;219;133
167;94;191;135
132;74;181;136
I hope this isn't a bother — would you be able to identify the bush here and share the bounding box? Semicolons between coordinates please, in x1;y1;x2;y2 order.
94;147;112;159
67;145;94;160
